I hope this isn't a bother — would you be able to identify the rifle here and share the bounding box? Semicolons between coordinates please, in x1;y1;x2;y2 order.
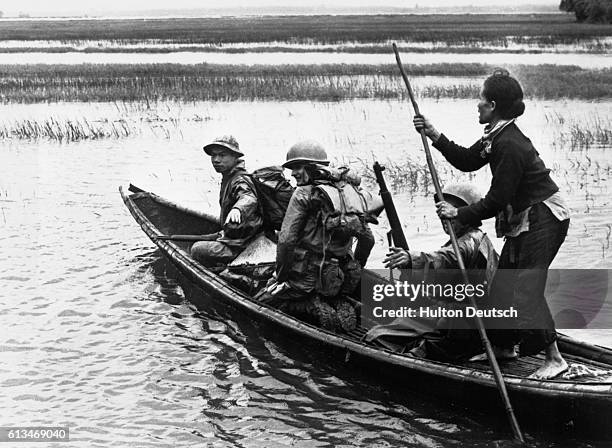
373;161;409;251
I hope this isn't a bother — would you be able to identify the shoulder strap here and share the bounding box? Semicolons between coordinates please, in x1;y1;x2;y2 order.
467;235;483;269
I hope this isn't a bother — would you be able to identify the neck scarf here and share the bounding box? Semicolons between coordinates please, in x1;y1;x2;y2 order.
480;118;515;158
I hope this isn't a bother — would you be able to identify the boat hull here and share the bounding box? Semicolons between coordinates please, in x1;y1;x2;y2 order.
120;185;612;438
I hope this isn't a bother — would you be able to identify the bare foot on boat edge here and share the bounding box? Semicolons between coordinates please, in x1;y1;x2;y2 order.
468;347;518;362
528;358;569;380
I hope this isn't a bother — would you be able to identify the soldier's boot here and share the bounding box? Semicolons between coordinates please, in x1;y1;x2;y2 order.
333;298;357;333
311;297;339;332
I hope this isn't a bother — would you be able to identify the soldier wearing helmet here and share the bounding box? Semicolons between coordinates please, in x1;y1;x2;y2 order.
191;135;263;266
370;183;499;362
259;140;369;332
383;183;496;275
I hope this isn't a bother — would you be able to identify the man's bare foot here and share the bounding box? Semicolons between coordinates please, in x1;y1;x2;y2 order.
528;341;569;380
469;346;517;362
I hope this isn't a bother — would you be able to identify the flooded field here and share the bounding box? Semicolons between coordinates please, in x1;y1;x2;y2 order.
1;13;612;447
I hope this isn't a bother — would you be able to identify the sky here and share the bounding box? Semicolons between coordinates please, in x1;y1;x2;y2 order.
0;0;559;16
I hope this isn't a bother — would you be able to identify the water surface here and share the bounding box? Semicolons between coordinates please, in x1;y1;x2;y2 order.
0;51;609;68
1;98;611;447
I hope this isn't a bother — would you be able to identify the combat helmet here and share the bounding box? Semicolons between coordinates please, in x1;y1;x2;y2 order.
283;140;330;169
203;135;244;157
434;183;482;206
435;183;484;228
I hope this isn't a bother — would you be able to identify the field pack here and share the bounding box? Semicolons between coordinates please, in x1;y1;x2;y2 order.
249;166;295;231
315;180;369;240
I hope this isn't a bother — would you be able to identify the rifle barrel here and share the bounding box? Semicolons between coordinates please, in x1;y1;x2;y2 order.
373;162;409;250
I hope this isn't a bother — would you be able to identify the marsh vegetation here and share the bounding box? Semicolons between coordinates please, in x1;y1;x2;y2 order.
0;63;610;104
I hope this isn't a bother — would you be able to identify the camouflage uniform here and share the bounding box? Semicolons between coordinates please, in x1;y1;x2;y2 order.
191;160;263;265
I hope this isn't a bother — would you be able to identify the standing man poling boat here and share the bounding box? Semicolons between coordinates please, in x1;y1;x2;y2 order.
191;135;263;266
413;69;570;379
259;141;369;332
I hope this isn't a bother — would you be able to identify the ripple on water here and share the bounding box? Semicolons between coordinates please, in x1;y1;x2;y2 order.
0;98;609;447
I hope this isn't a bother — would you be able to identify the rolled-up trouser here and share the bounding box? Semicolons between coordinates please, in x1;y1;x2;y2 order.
191;240;242;266
488;202;570;355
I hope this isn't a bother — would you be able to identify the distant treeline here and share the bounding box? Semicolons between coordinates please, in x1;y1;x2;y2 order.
560;0;612;23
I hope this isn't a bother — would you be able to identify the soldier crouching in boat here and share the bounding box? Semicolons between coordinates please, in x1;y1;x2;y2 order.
191;135;264;266
366;183;499;362
258;140;370;332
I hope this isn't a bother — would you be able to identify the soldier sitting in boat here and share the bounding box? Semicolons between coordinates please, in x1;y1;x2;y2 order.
258;140;370;332
191;135;264;266
366;183;499;362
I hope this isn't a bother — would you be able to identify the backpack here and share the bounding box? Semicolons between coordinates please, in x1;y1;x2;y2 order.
315;181;369;241
250;166;295;231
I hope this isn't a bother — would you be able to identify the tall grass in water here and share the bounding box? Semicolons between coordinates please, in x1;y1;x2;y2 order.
346;154;478;197
0;62;487;103
0;118;134;142
0;63;611;103
546;112;612;150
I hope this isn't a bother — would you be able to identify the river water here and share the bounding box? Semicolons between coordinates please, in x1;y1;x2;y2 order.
1;98;611;447
0;50;610;68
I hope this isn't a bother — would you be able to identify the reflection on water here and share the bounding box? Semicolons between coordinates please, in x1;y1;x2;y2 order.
0;51;609;68
0;97;610;446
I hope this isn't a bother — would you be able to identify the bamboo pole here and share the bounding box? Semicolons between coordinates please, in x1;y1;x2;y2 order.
392;43;525;444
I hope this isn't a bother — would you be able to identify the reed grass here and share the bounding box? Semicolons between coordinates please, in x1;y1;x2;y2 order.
347;154;478;196
0;62;488;78
0;117;134;141
0;63;610;103
547;111;612;150
566;121;612;149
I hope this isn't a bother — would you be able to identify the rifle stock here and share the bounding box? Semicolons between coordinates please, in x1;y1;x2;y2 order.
373;162;409;250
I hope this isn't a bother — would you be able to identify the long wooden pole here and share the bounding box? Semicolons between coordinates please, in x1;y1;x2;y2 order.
392;43;525;444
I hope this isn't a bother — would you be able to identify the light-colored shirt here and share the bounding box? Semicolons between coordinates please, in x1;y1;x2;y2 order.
502;191;570;237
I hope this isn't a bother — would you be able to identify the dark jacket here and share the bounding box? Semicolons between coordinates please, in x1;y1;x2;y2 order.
217;160;263;247
433;123;558;226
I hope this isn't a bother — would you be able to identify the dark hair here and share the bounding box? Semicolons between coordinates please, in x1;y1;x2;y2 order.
482;68;525;119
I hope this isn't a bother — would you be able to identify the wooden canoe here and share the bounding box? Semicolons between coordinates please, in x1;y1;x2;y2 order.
120;185;612;437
